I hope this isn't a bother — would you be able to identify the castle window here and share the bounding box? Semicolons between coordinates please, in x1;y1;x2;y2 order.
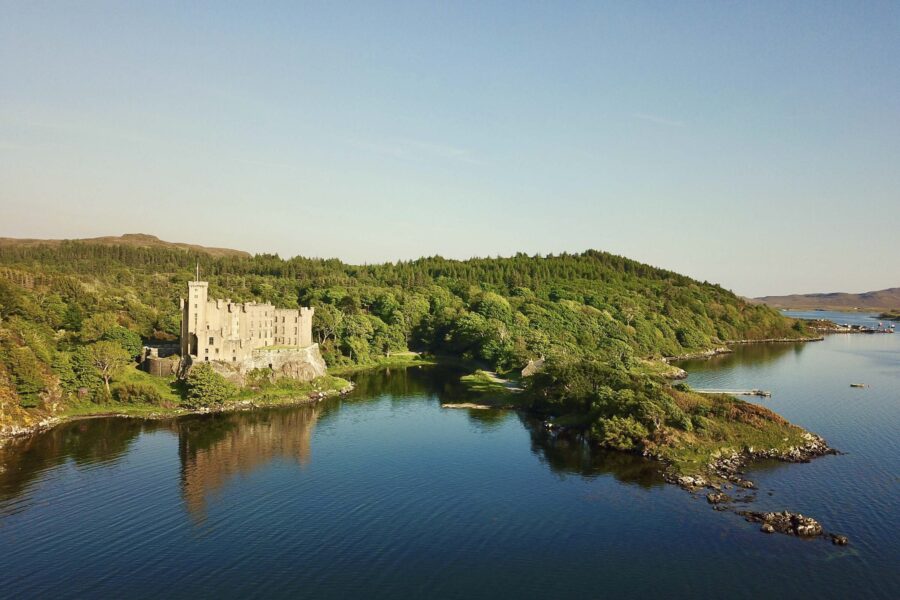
205;357;208;361
232;356;237;362
215;348;219;354
208;337;214;345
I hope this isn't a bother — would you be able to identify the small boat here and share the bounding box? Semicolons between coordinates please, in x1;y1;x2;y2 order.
850;383;868;388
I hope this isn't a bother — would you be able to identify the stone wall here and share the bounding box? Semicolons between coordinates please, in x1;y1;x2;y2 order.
198;343;327;386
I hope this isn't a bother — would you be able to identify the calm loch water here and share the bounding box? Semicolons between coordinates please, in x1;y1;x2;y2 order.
1;318;898;598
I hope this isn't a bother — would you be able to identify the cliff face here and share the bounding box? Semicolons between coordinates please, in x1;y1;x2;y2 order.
200;343;327;386
0;388;57;439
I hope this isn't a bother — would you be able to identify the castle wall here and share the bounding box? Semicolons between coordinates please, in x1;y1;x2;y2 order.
181;281;316;373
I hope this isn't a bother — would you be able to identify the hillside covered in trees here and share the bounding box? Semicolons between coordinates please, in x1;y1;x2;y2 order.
0;240;820;473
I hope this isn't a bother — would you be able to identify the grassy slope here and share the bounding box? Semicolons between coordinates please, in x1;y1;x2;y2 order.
58;366;351;420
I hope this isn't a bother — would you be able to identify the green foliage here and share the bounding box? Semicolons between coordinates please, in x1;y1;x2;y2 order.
112;382;166;406
80;312;119;342
184;363;236;407
102;327;143;357
592;416;649;451
83;341;132;397
3;345;47;406
0;242;811;414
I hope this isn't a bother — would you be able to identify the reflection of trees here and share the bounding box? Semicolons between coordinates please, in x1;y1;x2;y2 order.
347;365;468;401
520;415;665;488
677;342;805;372
0;418;150;505
2;365;676;519
176;404;323;520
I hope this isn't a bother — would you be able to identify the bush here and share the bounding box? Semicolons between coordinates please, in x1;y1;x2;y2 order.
103;327;143;358
184;363;236;407
113;382;168;406
592;415;649;451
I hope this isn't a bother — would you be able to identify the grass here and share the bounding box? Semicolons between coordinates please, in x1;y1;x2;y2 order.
234;374;352;403
633;359;686;379
58;366;351;421
459;370;511;393
645;392;812;476
458;369;529;408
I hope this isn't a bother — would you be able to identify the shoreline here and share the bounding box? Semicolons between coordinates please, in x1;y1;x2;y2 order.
663;336;823;363
0;381;355;445
2;355;847;543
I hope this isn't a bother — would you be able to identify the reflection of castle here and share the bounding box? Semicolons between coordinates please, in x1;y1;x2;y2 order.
177;405;322;519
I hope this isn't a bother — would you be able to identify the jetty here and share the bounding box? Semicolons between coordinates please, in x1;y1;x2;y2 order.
695;388;772;398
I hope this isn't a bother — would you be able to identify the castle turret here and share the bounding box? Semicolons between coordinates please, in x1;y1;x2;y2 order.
182;279;209;358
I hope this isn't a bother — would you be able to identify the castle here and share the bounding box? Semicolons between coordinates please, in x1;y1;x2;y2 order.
179;278;322;380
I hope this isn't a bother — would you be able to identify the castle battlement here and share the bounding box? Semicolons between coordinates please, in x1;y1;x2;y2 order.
180;279;314;365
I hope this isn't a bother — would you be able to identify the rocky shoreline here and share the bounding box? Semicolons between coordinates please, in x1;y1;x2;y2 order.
725;336;825;344
663;433;847;544
0;383;354;446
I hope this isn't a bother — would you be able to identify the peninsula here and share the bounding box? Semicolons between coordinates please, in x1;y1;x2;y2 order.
0;236;830;485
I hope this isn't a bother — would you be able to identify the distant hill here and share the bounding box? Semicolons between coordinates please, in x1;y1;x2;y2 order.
0;233;250;259
756;287;900;312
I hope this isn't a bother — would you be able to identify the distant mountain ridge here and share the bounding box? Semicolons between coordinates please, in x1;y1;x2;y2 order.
0;233;250;258
756;287;900;311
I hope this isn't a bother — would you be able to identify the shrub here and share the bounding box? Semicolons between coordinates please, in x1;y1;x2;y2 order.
113;382;167;406
103;327;143;358
184;363;235;407
592;415;649;451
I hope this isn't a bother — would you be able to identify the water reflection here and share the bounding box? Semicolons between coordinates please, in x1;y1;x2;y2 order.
175;404;325;520
0;418;155;505
519;415;665;487
352;366;666;485
1;366;668;521
676;341;807;372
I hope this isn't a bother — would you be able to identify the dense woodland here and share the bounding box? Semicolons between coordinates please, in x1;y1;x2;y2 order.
0;242;811;459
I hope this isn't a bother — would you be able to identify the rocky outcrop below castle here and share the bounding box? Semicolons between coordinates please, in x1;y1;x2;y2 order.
198;343;328;386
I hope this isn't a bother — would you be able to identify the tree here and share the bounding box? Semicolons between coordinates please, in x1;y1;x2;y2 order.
103;326;143;357
80;312;119;342
85;341;131;396
313;303;343;345
184;363;235;407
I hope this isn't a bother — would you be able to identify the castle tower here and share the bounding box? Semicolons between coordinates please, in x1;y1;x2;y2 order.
181;278;209;358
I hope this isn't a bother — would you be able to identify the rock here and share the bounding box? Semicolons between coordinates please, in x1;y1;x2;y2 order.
738;480;756;489
761;523;775;533
829;534;849;546
739;510;823;537
707;492;731;504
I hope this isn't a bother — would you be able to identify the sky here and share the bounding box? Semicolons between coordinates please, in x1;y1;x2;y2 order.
1;1;898;297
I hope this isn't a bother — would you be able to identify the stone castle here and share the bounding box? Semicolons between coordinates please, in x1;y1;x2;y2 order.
178;278;325;383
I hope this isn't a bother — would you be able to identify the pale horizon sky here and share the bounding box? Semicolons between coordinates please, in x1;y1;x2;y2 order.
2;1;898;297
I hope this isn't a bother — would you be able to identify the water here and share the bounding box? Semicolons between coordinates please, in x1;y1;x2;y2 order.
782;308;894;329
1;331;898;599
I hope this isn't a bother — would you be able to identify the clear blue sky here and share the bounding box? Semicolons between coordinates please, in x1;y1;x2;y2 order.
1;1;898;297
